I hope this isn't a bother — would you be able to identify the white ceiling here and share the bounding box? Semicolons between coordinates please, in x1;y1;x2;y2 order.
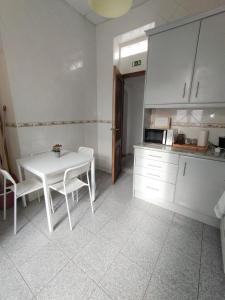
63;0;151;24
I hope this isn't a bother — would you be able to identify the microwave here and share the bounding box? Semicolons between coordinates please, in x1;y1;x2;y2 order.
144;129;167;144
144;129;177;145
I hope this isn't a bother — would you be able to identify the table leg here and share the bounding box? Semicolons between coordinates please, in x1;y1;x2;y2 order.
17;163;27;207
42;175;53;233
91;158;96;202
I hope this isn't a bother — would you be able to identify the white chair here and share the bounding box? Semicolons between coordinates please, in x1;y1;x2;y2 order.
49;162;94;230
0;169;43;234
49;147;94;211
77;147;94;200
21;151;50;207
78;147;94;159
26;151;56;212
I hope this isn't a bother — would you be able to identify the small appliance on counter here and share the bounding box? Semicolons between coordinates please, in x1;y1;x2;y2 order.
176;133;185;145
198;130;209;147
219;137;225;149
144;128;178;145
166;129;178;146
144;129;167;144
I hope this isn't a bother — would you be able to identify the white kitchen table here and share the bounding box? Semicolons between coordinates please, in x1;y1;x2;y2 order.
16;151;95;233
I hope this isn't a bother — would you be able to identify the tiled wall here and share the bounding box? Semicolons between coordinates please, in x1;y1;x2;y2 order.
145;108;225;145
0;0;98;173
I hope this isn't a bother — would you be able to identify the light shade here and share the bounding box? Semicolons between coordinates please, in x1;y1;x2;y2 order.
88;0;133;18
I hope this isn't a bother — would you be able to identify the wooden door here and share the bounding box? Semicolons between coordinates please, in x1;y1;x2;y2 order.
190;12;225;103
112;66;124;184
145;21;200;105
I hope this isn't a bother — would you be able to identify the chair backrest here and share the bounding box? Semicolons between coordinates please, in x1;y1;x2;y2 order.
63;162;90;184
78;147;94;159
0;169;16;185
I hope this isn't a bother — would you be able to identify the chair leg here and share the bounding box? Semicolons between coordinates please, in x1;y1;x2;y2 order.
14;194;17;235
3;178;6;220
65;193;72;230
49;191;54;214
21;194;27;208
76;190;79;203
72;192;75;203
87;172;94;214
37;190;41;203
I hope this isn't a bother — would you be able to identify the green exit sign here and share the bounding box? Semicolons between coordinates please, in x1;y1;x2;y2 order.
132;60;142;67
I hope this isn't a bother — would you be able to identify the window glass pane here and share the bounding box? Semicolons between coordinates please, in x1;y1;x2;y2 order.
120;40;148;58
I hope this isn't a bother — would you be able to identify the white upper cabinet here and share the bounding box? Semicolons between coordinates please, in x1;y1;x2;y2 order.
190;12;225;104
145;21;200;105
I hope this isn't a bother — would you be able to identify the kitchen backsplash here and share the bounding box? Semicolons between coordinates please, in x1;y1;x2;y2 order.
145;108;225;146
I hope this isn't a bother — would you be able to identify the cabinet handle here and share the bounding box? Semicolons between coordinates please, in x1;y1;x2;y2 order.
147;186;159;192
182;82;187;98
195;82;200;98
183;162;187;176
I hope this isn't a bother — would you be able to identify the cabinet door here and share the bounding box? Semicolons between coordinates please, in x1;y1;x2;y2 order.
144;21;200;105
175;156;225;218
190;12;225;103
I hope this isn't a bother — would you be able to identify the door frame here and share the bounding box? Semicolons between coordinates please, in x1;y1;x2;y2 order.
112;66;124;184
112;68;146;183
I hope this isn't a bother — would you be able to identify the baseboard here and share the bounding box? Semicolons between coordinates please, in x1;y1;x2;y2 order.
134;190;219;228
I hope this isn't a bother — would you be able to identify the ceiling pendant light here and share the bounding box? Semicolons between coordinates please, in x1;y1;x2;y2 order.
88;0;133;18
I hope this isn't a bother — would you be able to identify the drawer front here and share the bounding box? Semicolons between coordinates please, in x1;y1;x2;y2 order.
135;148;178;165
134;163;178;184
134;174;175;203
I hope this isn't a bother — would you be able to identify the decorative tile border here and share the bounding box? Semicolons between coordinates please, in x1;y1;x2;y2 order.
172;122;225;128
6;120;112;128
6;120;225;129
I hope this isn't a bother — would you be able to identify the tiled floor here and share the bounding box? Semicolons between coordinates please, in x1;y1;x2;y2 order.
0;170;225;299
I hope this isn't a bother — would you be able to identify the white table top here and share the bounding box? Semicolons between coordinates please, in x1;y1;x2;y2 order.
17;151;92;177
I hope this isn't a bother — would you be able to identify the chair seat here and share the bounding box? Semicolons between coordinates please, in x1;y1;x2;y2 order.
47;173;64;185
50;178;87;195
10;178;43;197
47;172;79;185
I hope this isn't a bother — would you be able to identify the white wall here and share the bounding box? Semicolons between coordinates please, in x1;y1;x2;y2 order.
0;0;97;173
119;52;147;75
96;0;225;172
123;76;145;154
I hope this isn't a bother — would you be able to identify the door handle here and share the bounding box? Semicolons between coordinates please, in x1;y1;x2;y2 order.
183;162;187;176
195;82;200;98
182;82;187;98
111;128;120;132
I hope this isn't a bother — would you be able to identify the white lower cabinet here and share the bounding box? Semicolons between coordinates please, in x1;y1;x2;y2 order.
135;156;178;184
133;148;177;204
135;148;179;164
134;174;175;203
175;156;225;218
134;147;225;226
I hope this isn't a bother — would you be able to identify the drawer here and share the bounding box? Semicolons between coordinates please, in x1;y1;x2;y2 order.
134;162;178;184
135;148;178;165
134;174;175;203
